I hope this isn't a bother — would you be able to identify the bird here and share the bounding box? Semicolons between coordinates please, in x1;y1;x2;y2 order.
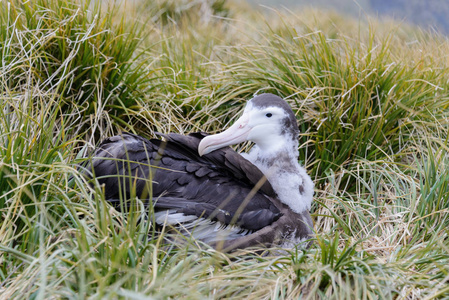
85;93;314;251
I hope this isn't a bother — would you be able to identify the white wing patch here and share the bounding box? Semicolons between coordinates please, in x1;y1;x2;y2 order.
154;210;252;243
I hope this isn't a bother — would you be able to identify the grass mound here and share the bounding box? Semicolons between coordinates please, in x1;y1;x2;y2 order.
0;0;150;120
1;0;448;298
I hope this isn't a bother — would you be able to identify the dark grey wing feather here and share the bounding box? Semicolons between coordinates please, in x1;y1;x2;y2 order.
86;132;281;232
86;134;157;200
163;132;276;196
154;197;281;231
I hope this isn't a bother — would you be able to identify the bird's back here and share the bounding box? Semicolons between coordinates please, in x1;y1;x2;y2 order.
85;132;282;232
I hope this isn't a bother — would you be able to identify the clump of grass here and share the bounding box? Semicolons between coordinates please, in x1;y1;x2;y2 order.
0;0;151;122
221;15;449;187
1;0;449;299
0;91;70;239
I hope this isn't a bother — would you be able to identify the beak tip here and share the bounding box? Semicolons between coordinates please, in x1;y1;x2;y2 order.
198;148;209;157
198;141;207;157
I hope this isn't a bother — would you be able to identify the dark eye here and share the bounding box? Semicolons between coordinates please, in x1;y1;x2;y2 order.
266;113;273;118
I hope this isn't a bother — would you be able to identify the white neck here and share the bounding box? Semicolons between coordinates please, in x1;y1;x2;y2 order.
242;140;314;214
256;136;299;158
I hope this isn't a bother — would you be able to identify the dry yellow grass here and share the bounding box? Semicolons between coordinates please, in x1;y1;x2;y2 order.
0;0;448;298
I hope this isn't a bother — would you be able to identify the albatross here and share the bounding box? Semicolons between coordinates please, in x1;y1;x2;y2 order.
87;93;314;251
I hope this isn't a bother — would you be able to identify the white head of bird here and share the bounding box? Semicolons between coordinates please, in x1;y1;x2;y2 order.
198;93;314;214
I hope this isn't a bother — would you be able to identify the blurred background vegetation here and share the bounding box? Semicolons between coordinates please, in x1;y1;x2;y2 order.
250;0;449;34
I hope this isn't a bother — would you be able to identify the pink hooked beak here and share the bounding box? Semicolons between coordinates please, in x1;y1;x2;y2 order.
198;112;252;156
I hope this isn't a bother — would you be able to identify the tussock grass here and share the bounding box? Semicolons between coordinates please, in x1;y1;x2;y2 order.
1;0;449;298
0;0;151;127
